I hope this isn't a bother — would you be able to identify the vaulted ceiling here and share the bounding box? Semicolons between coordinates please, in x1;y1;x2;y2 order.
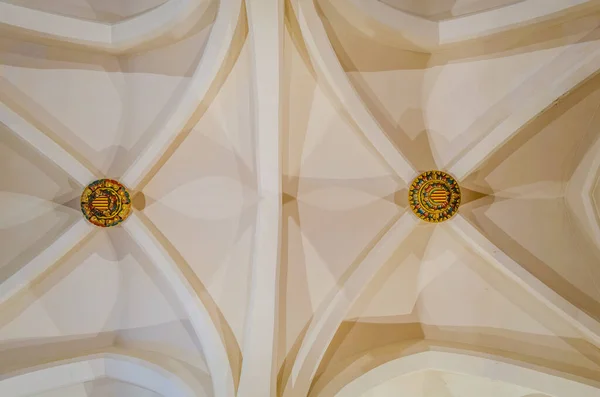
1;0;600;396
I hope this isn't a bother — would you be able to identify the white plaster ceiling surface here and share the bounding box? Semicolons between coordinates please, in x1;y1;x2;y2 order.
341;369;551;397
1;0;600;396
378;0;527;20
30;378;164;397
0;0;168;23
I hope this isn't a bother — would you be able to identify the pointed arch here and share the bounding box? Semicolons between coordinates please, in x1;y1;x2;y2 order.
122;0;244;190
123;214;236;397
282;212;418;397
289;0;416;184
335;350;600;397
0;353;196;397
449;215;600;346
336;0;595;50
0;0;214;53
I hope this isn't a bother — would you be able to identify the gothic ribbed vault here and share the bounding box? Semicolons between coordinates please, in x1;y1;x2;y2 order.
1;0;600;396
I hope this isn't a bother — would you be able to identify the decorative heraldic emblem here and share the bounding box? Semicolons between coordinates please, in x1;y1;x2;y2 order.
81;179;132;227
409;170;461;223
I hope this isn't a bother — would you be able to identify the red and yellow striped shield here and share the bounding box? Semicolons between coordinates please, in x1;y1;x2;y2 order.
429;188;448;204
91;196;110;210
81;179;132;227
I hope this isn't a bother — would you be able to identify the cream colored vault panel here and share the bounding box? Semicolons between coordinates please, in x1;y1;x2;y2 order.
30;379;164;397
349;369;548;397
334;352;598;397
1;0;168;23
379;0;526;20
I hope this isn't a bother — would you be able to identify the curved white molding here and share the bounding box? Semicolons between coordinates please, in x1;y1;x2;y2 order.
0;219;94;306
122;213;235;397
299;0;600;181
0;103;97;186
335;350;600;397
439;0;590;45
122;0;243;189
449;43;600;180
0;0;213;53
566;135;600;252
342;0;592;50
236;0;282;396
292;0;416;184
0;353;194;397
284;211;419;397
238;198;281;397
0;2;109;46
448;214;600;346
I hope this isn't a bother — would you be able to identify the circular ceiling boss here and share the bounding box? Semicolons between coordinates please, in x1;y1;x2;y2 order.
409;171;461;223
81;179;132;227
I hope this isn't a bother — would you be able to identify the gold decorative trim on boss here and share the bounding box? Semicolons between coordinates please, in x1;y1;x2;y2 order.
409;171;461;223
81;179;132;227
